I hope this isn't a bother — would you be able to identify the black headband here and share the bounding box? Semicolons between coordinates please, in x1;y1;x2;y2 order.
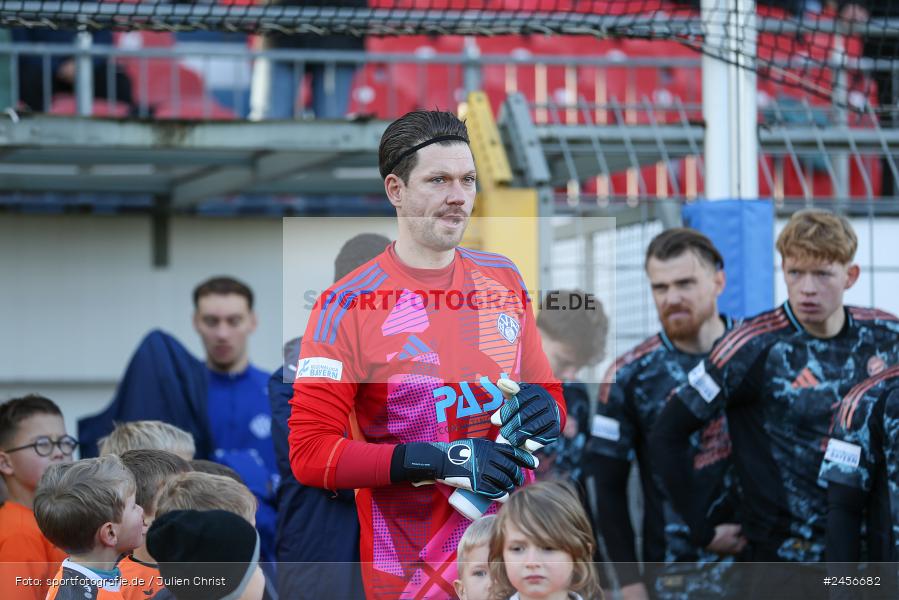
384;135;469;176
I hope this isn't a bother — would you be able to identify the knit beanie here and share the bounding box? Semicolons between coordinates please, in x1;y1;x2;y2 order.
147;509;260;600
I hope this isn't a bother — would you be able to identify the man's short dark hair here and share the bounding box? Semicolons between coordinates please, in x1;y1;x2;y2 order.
192;276;254;310
0;394;62;449
378;110;470;183
644;228;724;271
334;233;391;281
536;290;609;366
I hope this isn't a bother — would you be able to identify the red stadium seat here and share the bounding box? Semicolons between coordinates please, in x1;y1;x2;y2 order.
121;59;207;109
153;99;236;120
49;95;131;117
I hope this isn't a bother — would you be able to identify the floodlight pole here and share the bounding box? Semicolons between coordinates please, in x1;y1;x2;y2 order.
702;0;757;200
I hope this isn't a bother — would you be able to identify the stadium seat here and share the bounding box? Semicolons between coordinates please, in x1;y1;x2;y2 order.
49;95;131;118
153;99;236;120
121;59;210;115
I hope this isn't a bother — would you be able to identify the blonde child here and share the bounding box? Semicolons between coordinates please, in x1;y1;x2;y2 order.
117;449;191;600
150;471;264;600
454;514;496;600
489;481;601;600
34;455;145;600
155;471;257;524
0;395;74;600
98;420;195;461
189;458;244;482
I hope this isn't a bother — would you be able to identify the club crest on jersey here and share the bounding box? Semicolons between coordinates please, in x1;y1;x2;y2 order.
868;355;887;377
497;313;520;344
249;414;271;439
447;443;472;466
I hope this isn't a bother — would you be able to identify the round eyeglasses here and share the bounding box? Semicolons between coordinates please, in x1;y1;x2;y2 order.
4;435;79;457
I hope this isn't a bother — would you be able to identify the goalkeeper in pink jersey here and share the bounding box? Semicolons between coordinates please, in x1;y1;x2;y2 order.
288;110;569;599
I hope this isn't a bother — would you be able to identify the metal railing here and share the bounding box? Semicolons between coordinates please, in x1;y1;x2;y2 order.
0;41;712;119
2;36;895;120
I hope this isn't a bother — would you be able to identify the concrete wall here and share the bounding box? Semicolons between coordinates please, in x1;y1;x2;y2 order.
0;214;396;435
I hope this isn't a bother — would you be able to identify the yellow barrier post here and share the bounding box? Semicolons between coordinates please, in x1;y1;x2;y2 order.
461;91;540;294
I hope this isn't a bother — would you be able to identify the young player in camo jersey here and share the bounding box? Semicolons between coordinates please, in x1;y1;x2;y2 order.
585;228;741;600
651;209;899;597
820;365;899;599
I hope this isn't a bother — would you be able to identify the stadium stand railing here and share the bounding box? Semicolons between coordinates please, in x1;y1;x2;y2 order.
2;31;897;205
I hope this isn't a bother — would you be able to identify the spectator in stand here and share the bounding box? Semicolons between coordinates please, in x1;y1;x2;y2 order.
833;1;899;196
251;0;365;119
11;28;138;114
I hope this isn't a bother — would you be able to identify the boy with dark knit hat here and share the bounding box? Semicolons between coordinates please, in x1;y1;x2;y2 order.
147;509;264;600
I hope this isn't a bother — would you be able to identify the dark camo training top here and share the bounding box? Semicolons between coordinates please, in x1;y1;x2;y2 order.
821;365;899;561
589;315;738;569
665;303;899;562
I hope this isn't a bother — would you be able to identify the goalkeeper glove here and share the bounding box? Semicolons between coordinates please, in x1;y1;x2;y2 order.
394;439;537;501
491;382;561;451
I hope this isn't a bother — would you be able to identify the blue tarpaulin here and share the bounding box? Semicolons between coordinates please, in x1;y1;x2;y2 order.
682;199;775;319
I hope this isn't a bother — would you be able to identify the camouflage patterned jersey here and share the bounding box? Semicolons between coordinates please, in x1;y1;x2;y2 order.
821;365;899;561
652;302;899;563
587;316;738;598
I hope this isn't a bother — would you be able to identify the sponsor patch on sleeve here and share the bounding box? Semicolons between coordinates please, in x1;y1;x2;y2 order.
824;438;861;469
591;415;621;442
688;361;721;404
295;357;343;381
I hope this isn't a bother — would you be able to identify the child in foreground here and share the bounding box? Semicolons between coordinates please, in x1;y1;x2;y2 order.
147;508;265;600
34;455;145;600
0;395;74;600
489;481;601;600
118;449;192;600
99;420;195;461
155;471;257;523
454;514;496;600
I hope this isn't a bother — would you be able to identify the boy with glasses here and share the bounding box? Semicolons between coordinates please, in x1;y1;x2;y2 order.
0;394;76;599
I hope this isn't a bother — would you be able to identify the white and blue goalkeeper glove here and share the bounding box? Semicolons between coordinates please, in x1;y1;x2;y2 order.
396;439;537;501
491;382;562;452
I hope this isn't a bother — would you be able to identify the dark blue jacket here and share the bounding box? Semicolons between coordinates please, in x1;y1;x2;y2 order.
268;361;363;600
78;329;212;459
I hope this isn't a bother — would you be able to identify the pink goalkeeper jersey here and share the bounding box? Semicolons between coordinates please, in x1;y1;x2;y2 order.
289;244;565;599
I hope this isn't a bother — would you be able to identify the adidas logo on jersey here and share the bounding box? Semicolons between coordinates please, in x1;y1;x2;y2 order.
791;367;820;389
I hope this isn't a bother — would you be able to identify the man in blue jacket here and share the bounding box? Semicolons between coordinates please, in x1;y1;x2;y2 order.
79;276;278;563
193;276;278;563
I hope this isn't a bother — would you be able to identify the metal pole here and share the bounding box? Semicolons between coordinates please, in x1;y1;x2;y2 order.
832;34;850;210
538;187;554;292
75;26;93;117
462;37;482;96
702;0;757;200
